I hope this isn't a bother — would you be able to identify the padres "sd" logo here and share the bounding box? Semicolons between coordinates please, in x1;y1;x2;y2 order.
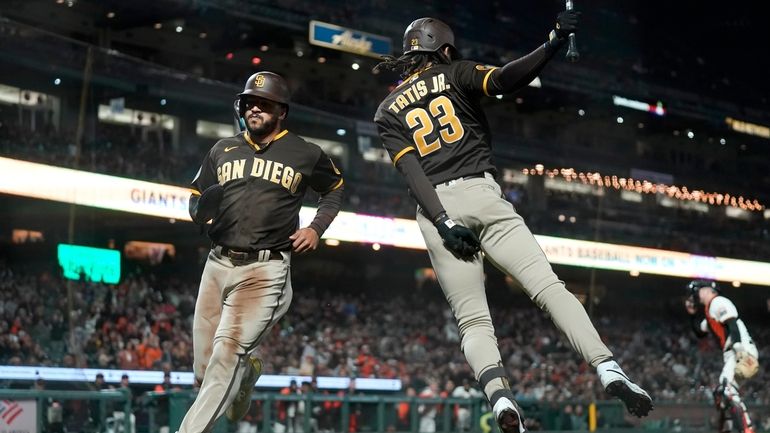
410;38;419;46
254;75;266;87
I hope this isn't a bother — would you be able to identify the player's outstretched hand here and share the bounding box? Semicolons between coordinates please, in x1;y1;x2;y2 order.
290;227;320;254
435;213;481;261
555;10;580;39
684;298;698;315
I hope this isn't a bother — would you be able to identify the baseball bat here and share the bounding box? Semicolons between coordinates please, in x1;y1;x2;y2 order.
565;0;579;62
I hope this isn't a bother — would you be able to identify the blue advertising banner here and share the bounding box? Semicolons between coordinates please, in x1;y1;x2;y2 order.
309;20;392;58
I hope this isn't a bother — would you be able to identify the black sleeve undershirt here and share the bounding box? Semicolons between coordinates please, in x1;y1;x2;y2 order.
724;318;742;346
395;153;445;221
308;185;343;236
487;39;565;94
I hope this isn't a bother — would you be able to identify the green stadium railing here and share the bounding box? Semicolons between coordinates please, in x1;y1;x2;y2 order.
141;390;770;433
5;388;764;433
0;388;132;433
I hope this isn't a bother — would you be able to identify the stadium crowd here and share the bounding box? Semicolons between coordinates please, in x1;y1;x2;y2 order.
0;107;201;185
1;262;768;411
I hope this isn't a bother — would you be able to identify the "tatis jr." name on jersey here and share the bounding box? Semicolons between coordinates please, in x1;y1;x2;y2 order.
387;73;450;114
217;157;303;193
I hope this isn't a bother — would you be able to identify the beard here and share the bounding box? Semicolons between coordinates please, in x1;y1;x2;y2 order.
245;112;280;140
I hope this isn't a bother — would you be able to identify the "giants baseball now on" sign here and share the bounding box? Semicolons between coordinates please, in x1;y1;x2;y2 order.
2;157;769;286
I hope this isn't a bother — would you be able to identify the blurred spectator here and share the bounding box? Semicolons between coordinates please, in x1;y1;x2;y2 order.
281;380;300;433
417;380;438;433
88;373;110;430
452;378;482;432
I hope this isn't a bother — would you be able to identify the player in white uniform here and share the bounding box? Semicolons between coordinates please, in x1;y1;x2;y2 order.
685;280;759;433
451;379;482;432
417;382;439;433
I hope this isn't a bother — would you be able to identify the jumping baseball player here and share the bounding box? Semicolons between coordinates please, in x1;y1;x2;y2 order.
686;280;759;433
180;71;344;433
373;12;652;432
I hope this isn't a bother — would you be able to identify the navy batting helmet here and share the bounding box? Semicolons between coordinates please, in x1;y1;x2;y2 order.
687;279;721;301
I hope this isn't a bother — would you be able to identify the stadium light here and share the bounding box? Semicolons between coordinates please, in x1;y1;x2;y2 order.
522;164;765;212
725;117;770;139
612;95;666;116
154;23;162;29
260;45;269;52
578;109;585;116
54;78;61;85
687;130;695;139
351;62;360;70
720;138;727;145
251;57;262;65
318;56;327;63
199;32;207;39
175;26;183;33
106;11;115;18
336;128;346;136
616;116;624;124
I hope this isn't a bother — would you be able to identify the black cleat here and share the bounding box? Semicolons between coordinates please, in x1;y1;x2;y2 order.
605;380;654;417
599;361;654;417
494;398;527;433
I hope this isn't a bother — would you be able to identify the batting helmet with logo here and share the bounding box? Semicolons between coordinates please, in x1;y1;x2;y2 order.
234;71;290;130
238;71;290;105
402;18;456;56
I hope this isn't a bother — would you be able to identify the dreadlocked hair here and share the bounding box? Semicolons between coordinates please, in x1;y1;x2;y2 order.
373;51;451;79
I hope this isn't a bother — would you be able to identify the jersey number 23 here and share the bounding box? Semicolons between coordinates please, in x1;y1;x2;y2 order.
405;95;464;157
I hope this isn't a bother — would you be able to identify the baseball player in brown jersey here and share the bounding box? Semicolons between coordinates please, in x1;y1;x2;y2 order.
374;13;652;432
180;71;344;433
686;280;759;433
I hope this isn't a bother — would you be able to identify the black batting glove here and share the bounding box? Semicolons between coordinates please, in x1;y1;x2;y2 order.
434;213;481;260
553;10;580;40
190;183;224;224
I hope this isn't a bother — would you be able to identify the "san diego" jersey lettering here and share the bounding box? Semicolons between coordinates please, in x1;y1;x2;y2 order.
216;157;303;194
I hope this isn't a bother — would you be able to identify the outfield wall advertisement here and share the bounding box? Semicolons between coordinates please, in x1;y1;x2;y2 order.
2;157;768;285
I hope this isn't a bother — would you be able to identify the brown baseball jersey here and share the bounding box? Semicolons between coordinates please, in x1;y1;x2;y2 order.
191;130;343;251
374;60;500;184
